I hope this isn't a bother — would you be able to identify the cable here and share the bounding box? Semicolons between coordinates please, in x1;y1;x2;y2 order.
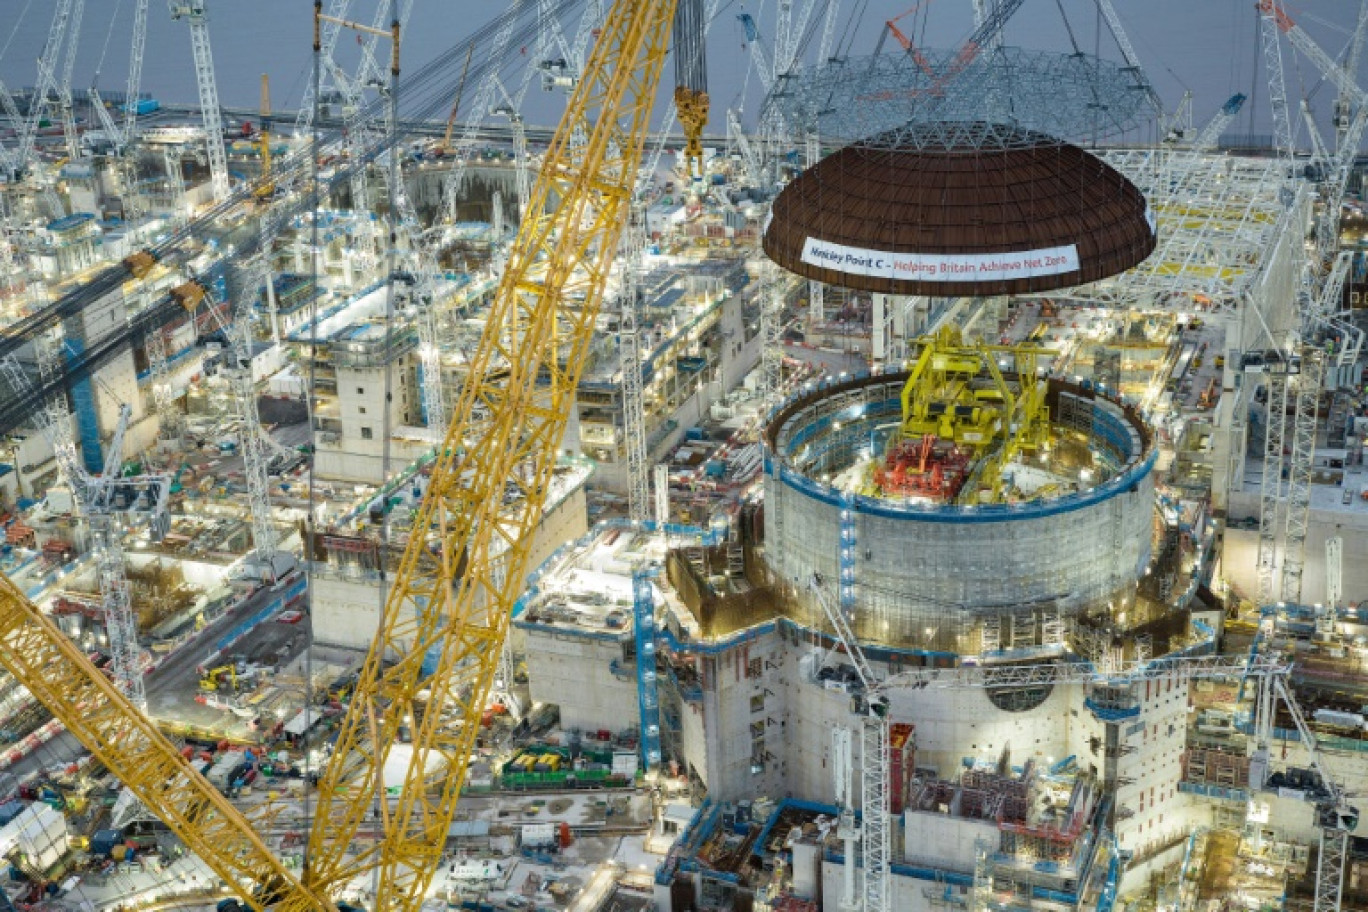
0;0;34;65
95;0;126;79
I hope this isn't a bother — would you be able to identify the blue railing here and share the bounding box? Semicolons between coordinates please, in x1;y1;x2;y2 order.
1084;697;1141;722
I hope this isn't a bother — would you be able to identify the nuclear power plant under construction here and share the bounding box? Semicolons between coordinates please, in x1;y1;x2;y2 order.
0;1;1366;912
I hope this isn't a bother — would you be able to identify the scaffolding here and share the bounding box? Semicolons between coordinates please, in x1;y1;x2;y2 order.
633;567;661;770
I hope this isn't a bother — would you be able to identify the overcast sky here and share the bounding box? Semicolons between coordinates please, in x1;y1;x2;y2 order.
0;0;1363;149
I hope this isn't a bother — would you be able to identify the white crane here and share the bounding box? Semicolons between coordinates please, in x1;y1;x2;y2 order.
1253;0;1368;605
55;0;86;162
0;352;169;711
168;1;230;201
1189;93;1247;152
1260;0;1368;278
1249;671;1358;912
619;202;649;523
174;255;292;582
123;0;151;145
809;575;890;912
11;0;75;181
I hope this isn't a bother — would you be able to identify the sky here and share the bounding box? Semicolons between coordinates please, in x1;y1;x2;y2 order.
0;0;1364;150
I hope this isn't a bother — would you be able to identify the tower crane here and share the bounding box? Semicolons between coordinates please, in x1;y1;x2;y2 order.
1188;93;1246;152
1253;0;1368;605
440;4;520;225
619;201;650;523
810;575;891;912
9;0;75;181
1259;0;1368;279
0;351;168;711
169;1;230;201
124;0;151;145
1249;673;1359;912
173;255;293;583
56;0;87;162
0;3;700;911
293;0;353;140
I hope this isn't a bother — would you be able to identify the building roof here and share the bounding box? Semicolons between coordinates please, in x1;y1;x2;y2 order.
447;819;492;839
762;123;1156;296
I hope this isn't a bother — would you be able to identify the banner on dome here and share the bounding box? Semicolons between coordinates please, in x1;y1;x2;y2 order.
800;236;1080;283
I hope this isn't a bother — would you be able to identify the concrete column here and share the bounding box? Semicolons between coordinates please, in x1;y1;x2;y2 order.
264;269;281;346
872;293;886;366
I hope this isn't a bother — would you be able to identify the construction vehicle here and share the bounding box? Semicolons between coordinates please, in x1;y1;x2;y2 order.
198;664;237;693
0;3;702;911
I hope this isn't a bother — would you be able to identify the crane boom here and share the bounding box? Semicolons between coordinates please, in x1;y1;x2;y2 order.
0;572;335;912
14;0;75;177
170;1;230;201
302;3;675;905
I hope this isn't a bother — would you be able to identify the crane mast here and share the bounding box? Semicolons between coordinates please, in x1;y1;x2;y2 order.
179;256;289;581
170;1;230;201
57;0;86;162
303;7;676;905
0;2;687;910
13;0;75;180
620;201;649;523
124;0;152;144
809;575;890;912
0;351;163;710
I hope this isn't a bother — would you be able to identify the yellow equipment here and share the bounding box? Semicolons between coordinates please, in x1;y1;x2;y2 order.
199;664;237;692
256;74;274;199
0;3;690;911
897;326;1054;503
442;46;475;152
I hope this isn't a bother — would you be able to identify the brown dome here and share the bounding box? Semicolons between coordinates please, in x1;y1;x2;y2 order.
762;123;1156;297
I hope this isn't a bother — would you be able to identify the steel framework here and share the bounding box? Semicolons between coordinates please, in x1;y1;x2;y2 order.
620;203;650;523
1257;360;1291;606
303;5;674;906
194;257;284;577
0;3;675;910
10;0;75;180
169;1;230;201
1063;151;1299;314
1279;350;1322;603
765;46;1150;149
0;352;168;709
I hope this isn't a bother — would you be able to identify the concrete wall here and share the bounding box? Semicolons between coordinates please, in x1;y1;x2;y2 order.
1222;504;1368;607
903;812;998;870
312;483;587;650
768;468;1154;650
766;383;1155;651
1111;674;1191;857
692;633;790;800
524;629;634;731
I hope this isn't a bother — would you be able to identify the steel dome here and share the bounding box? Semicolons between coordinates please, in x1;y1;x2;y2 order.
762;123;1156;297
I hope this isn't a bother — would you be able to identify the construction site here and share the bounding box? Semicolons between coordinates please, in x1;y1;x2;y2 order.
0;0;1366;911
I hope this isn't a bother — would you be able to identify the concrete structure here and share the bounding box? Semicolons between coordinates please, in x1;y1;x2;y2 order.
313;464;590;651
764;373;1156;652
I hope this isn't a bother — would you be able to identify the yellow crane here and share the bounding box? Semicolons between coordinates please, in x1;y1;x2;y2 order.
0;2;690;911
441;46;475;153
256;73;275;199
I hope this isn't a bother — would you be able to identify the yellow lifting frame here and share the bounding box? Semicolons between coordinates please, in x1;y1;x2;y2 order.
896;326;1054;503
